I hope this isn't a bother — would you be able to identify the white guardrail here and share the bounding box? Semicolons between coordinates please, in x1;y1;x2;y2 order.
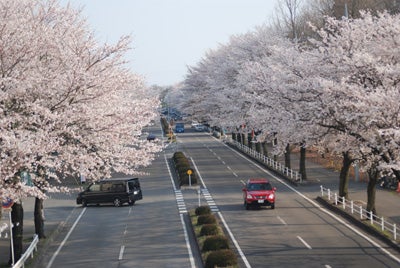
320;186;399;241
229;140;302;182
12;234;39;268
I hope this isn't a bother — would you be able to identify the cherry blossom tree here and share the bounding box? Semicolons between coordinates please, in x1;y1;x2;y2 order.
0;0;161;262
181;4;400;217
308;11;400;213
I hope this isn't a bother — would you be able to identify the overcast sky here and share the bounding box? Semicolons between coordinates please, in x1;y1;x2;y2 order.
63;0;280;86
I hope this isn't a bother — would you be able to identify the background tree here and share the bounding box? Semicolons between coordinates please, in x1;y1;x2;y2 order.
0;0;161;262
308;11;400;213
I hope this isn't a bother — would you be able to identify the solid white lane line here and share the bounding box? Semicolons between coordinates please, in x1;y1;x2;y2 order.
297;236;312;249
46;207;87;268
191;158;206;189
191;157;250;267
180;214;196;268
165;154;177;191
164;154;195;267
277;216;287;225
218;212;252;268
118;245;125;260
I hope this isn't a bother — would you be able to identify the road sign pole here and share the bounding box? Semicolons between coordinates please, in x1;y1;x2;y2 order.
3;198;15;265
9;210;14;265
198;188;201;207
187;169;193;187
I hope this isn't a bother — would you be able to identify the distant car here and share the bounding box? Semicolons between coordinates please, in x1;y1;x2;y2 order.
243;178;276;210
147;133;156;141
194;124;205;131
175;122;185;133
191;121;199;128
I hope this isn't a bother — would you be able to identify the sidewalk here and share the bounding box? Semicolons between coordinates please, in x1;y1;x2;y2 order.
290;151;400;227
0;192;77;267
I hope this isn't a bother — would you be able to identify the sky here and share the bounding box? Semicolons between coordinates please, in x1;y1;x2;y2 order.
63;0;280;86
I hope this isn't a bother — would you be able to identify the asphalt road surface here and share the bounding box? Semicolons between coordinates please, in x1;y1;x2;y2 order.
35;126;400;268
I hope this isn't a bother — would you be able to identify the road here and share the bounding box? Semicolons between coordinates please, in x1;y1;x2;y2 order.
35;125;400;268
178;129;400;267
36;133;200;268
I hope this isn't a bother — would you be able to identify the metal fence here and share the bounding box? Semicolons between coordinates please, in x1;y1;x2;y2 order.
320;186;399;241
229;140;302;182
12;234;39;268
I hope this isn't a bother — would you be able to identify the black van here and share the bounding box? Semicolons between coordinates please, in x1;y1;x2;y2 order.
76;178;143;207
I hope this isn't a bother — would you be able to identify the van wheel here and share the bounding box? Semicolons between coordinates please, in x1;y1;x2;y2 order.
82;199;87;207
113;198;122;207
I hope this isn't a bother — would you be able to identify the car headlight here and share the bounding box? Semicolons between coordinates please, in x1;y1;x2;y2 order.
268;193;275;199
246;194;253;199
134;191;139;195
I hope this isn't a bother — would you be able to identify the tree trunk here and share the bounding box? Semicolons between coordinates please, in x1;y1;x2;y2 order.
235;132;240;143
256;142;263;155
299;145;307;181
9;202;23;265
262;142;269;157
243;133;248;147
34;198;46;239
284;144;291;169
366;167;378;216
339;151;352;199
251;140;256;151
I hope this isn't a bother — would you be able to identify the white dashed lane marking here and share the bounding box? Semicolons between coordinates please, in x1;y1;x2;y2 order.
175;190;187;214
201;188;219;212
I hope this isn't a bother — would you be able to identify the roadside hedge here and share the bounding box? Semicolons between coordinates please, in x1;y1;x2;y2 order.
202;235;229;251
190;206;238;268
195;205;211;216
205;249;238;268
172;151;197;186
197;214;217;225
200;224;219;236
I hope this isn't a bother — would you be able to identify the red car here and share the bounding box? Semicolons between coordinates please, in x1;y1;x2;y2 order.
243;178;276;210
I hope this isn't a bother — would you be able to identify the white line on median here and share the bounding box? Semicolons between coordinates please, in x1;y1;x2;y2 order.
164;154;195;268
180;214;196;268
218;212;252;268
191;157;252;268
46;207;87;268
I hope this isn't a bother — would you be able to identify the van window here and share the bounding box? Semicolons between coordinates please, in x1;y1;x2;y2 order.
111;183;126;192
89;184;101;192
128;181;139;190
101;182;113;191
128;181;134;191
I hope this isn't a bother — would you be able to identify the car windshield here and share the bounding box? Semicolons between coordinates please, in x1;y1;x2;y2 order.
248;183;272;191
